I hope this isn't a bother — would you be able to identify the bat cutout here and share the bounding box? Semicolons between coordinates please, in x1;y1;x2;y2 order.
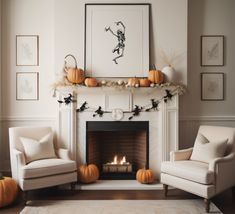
93;106;104;117
128;105;143;120
163;90;173;103
57;93;74;105
76;101;88;112
145;99;160;111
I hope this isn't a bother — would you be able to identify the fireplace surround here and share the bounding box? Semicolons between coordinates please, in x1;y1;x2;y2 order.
86;121;149;179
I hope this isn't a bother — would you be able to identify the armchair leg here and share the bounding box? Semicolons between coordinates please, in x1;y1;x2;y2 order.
70;182;76;190
204;198;210;213
163;184;168;197
23;191;28;206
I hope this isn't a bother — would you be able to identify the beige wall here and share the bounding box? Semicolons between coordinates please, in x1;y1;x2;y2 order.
179;0;235;149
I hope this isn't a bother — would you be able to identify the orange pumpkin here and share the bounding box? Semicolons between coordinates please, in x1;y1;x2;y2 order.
148;66;164;84
0;174;18;208
136;168;154;184
78;164;99;183
64;54;85;84
128;77;139;87
84;78;98;87
139;78;151;87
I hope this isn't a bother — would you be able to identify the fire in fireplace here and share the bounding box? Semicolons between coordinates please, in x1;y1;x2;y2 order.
86;121;149;180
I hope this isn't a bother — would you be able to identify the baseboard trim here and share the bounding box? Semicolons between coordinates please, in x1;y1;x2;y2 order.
180;115;235;121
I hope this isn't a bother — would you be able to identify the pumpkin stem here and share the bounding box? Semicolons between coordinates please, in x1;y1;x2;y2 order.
0;172;4;180
64;54;78;69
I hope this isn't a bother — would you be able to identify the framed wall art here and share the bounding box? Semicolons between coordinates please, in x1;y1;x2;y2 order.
85;3;150;77
16;72;39;100
16;35;39;66
201;35;224;66
201;72;224;101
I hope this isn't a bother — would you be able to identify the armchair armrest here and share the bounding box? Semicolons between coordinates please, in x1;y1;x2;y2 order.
13;149;26;167
209;153;235;172
208;153;235;194
56;148;71;160
170;147;193;161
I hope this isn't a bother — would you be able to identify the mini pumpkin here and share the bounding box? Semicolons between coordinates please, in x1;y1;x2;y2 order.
0;174;18;208
148;65;164;84
64;54;85;84
139;78;151;87
128;77;139;87
78;164;99;183
136;168;154;184
85;78;98;87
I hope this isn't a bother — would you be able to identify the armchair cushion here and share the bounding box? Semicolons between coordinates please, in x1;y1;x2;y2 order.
20;132;56;163
190;133;228;164
20;158;77;179
161;160;214;184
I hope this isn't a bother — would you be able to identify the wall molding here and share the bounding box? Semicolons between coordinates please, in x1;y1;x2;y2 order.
0;116;56;122
180;115;235;121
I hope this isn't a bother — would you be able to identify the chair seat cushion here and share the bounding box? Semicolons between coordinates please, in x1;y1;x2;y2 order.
20;158;77;179
161;160;214;184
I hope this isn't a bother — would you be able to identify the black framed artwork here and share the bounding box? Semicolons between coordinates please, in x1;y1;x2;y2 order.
201;72;224;101
201;35;224;66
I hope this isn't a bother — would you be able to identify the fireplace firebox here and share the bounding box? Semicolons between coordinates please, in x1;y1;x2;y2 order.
86;121;149;179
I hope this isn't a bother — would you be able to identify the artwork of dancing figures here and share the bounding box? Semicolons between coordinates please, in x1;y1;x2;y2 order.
201;35;224;66
85;4;150;77
16;35;39;66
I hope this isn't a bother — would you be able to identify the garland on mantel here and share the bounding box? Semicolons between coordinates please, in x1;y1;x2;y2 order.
57;86;184;120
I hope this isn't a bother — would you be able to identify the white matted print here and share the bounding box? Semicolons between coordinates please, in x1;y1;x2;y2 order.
201;73;224;101
85;4;150;77
201;35;224;66
16;35;39;66
16;72;39;100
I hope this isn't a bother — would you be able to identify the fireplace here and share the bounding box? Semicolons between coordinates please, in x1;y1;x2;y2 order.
86;121;149;179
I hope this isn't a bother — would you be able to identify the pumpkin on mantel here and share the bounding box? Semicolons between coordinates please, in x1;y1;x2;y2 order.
0;174;18;208
84;77;98;87
139;78;151;87
148;65;164;84
136;168;154;184
128;77;139;87
64;54;85;84
78;164;99;183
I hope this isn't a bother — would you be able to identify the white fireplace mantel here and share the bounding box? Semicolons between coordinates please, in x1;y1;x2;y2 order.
56;87;179;180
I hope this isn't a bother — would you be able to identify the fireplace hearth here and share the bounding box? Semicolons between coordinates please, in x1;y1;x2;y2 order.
86;121;149;180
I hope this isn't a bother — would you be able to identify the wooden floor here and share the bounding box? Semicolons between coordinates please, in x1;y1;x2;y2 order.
1;187;235;214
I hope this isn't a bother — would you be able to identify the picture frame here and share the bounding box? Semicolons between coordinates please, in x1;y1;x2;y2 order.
201;72;224;101
16;35;39;66
16;72;39;100
84;3;150;78
201;35;224;66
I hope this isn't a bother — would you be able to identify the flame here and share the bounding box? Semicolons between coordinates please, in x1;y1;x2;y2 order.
111;155;128;165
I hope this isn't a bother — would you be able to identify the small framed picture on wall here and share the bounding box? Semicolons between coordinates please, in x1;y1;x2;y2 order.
201;35;224;66
201;72;224;101
16;35;39;66
16;72;39;100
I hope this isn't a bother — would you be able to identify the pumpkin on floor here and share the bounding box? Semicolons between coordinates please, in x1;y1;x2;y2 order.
148;66;164;84
0;173;18;208
78;164;99;183
128;77;140;87
136;168;154;184
64;54;85;84
84;78;98;87
139;78;151;87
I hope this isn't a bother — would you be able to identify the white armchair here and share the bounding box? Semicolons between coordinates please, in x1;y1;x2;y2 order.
161;125;235;213
9;126;77;201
